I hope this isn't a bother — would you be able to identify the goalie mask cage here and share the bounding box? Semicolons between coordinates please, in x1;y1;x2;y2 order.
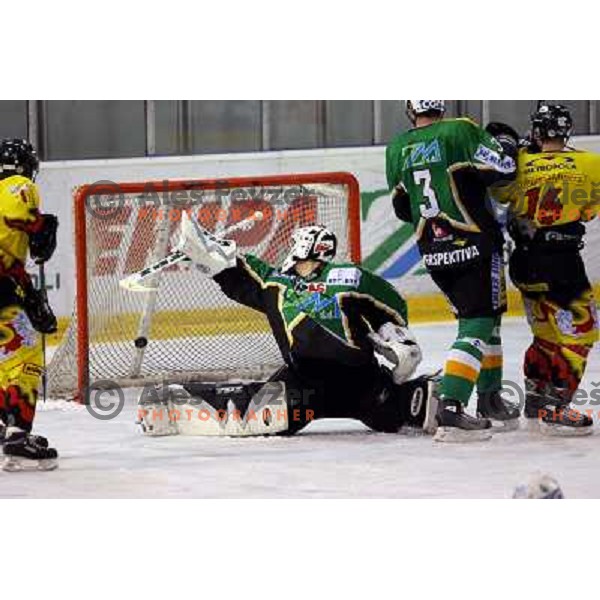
47;172;361;402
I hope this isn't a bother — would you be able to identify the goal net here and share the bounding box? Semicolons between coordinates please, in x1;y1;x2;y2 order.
47;173;361;401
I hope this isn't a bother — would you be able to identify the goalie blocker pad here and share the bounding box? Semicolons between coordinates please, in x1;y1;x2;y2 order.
137;380;289;437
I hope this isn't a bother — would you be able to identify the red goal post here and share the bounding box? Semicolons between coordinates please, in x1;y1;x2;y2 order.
48;172;361;402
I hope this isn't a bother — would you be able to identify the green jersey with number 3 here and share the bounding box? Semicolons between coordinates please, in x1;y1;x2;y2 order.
386;118;515;241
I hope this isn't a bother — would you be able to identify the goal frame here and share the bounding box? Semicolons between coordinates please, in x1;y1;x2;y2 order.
72;172;361;403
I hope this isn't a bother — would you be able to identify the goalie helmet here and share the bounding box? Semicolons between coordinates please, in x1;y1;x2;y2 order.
281;225;337;274
405;100;446;124
530;104;573;142
0;138;39;181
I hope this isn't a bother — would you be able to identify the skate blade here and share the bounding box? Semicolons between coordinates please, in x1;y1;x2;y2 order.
433;427;492;443
538;421;593;438
525;418;541;434
421;383;439;435
136;419;179;437
526;418;594;437
489;418;520;433
2;456;58;472
139;426;179;437
400;426;429;437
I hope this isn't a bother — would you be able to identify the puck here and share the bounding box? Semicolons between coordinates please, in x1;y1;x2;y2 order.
134;337;148;349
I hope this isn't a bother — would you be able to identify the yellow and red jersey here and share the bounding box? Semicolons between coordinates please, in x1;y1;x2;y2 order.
0;175;42;271
496;147;600;227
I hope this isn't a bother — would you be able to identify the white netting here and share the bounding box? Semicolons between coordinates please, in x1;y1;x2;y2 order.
48;176;359;399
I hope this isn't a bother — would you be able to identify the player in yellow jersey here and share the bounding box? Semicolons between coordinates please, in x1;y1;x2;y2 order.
0;139;59;470
497;104;600;436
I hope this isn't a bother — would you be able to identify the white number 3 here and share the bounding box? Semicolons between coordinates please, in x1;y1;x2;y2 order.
413;169;440;218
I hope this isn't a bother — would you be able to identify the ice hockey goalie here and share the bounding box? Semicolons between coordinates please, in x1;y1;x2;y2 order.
137;217;439;437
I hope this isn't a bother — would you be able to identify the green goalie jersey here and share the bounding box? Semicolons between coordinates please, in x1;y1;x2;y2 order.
213;255;408;369
386;118;516;270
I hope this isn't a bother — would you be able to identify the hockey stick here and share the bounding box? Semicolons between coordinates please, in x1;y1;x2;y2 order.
119;210;264;292
39;263;48;403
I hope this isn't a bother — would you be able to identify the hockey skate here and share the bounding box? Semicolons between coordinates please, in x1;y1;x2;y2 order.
0;421;48;448
2;429;58;472
524;381;593;437
432;398;493;443
477;390;520;432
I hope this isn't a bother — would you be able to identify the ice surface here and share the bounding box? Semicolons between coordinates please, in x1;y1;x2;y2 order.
4;318;600;498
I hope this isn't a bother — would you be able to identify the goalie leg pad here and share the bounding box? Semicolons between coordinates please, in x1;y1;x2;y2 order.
139;381;290;437
136;385;180;437
357;371;439;434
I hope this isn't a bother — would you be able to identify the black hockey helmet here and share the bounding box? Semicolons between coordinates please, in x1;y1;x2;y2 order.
530;104;573;143
0;138;40;181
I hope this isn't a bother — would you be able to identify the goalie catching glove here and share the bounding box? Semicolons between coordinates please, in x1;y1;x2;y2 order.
119;211;264;291
368;322;422;385
178;212;237;276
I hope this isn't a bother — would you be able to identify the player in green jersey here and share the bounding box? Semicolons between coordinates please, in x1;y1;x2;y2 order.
137;220;440;438
386;100;520;442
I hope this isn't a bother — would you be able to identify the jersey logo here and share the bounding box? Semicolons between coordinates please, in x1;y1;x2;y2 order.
8;183;32;204
525;155;575;167
297;293;341;320
402;140;442;169
556;309;576;336
422;245;481;268
307;282;327;293
474;144;515;173
524;155;577;173
326;267;361;288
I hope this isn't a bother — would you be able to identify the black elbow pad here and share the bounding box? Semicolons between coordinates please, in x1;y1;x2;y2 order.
485;122;521;160
392;190;413;223
30;213;58;264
